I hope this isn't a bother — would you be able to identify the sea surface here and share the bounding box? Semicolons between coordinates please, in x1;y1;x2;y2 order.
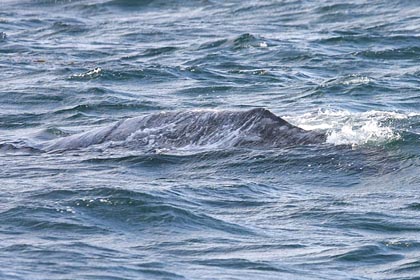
1;0;420;279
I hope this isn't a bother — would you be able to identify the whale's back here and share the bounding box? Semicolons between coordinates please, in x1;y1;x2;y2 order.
45;109;325;152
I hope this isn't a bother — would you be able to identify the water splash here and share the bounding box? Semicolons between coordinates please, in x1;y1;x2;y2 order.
283;109;413;146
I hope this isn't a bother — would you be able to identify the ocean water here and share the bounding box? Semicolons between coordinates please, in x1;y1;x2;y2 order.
1;0;420;279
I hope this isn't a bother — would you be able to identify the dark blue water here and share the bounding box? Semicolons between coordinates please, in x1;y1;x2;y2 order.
1;0;420;279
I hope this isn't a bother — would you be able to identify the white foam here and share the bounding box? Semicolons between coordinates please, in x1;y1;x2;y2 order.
341;76;372;85
71;67;102;78
283;109;414;146
259;41;268;48
322;74;374;87
341;75;373;85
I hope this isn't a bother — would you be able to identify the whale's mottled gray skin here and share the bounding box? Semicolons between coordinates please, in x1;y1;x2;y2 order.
45;108;326;151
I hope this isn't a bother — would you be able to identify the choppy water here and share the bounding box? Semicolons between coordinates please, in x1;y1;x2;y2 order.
1;0;420;279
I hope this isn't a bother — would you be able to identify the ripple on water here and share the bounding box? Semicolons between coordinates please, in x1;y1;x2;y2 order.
0;204;102;235
21;187;256;237
335;245;404;264
68;66;178;82
355;47;420;60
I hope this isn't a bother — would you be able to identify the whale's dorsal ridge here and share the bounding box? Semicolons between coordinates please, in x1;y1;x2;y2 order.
247;107;291;127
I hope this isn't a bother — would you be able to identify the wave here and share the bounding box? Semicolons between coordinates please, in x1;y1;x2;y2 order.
68;66;177;82
334;245;404;264
197;33;269;52
0;142;43;153
101;0;211;10
354;46;420;60
22;187;254;236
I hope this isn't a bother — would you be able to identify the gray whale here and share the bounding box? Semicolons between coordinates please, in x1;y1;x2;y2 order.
45;108;326;152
